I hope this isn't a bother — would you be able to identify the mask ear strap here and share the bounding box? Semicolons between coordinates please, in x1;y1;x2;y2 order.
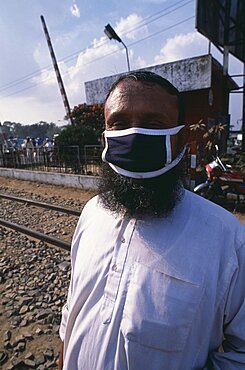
101;135;109;162
166;135;171;163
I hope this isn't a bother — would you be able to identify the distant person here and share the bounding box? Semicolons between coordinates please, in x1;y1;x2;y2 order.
31;137;36;147
25;137;34;164
37;137;42;147
44;138;52;151
31;137;37;162
44;138;53;163
59;71;245;370
33;137;41;162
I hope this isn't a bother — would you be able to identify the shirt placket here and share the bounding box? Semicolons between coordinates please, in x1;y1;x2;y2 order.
101;217;136;324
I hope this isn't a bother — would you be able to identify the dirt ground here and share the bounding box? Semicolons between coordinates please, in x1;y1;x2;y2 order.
0;177;97;203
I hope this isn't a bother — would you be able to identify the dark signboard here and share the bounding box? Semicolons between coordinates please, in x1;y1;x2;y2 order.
196;0;245;63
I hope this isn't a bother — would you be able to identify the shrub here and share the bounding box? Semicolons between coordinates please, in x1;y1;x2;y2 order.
71;103;105;140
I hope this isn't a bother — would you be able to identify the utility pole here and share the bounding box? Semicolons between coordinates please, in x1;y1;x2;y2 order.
40;15;74;125
242;62;245;152
222;0;231;153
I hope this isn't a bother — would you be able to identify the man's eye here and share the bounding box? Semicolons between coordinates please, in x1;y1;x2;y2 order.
147;121;165;128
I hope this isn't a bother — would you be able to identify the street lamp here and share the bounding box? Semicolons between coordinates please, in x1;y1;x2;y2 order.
104;24;131;72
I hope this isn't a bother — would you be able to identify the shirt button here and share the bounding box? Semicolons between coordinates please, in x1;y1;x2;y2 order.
112;264;117;272
121;237;125;243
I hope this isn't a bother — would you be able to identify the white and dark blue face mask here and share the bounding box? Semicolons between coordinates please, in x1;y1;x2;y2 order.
102;125;185;179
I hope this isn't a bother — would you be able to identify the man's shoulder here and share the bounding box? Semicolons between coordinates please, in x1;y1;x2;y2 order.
81;195;100;216
186;189;236;218
81;195;114;220
185;189;237;221
184;189;245;244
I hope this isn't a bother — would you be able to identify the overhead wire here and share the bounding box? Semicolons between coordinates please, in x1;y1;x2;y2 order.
128;16;195;47
0;0;194;95
52;0;194;67
117;0;193;37
0;0;193;93
0;14;195;101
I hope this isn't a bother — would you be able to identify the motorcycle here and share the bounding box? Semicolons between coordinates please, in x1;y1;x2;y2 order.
194;146;245;207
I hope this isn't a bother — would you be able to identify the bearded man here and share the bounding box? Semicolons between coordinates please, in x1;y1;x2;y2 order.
59;71;245;370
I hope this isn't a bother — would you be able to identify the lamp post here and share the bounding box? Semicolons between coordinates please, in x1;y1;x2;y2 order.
104;24;130;72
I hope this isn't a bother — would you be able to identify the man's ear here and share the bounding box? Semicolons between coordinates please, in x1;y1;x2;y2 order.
178;125;189;150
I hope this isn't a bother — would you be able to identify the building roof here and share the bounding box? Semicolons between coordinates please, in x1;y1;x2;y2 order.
85;54;238;104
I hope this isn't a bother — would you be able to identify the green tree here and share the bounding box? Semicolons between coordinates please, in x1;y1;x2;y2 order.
190;120;226;156
1;121;62;140
71;103;105;140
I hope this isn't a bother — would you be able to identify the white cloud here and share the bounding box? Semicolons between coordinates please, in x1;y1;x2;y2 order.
67;36;123;98
141;0;167;3
29;34;124;114
70;3;80;18
75;37;119;70
135;56;147;69
153;31;243;125
154;31;208;64
32;57;70;94
115;14;148;41
33;69;56;88
32;12;147;100
33;44;52;69
1;95;65;124
4;13;150;124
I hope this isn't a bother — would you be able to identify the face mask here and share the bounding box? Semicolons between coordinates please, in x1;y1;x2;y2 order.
102;125;185;179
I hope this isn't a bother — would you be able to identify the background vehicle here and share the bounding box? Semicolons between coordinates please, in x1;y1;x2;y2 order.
194;146;245;207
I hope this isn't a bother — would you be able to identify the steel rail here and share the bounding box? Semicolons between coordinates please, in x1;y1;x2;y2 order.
0;193;81;216
0;218;71;251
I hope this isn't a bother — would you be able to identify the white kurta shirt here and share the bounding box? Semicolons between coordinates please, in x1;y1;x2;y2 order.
60;190;245;370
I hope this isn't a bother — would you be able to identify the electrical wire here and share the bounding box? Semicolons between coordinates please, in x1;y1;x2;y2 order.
0;0;194;94
117;0;193;38
53;0;194;67
0;15;195;100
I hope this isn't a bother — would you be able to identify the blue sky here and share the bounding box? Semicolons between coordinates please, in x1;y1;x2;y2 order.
0;0;243;129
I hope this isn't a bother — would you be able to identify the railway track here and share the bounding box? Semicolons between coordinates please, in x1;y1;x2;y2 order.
0;219;71;251
0;193;81;216
0;181;94;369
0;192;82;251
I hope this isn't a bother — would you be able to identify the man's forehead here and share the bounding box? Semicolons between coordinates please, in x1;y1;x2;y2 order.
108;79;171;96
105;79;178;112
104;80;179;129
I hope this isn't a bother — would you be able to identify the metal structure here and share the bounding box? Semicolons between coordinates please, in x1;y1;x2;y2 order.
0;123;8;150
0;192;81;250
0;193;81;216
104;24;131;72
196;0;244;63
40;15;74;125
0;218;71;251
243;63;245;151
0;145;102;175
196;0;245;152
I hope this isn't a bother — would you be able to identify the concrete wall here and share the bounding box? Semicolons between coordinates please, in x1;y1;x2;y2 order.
0;168;99;191
85;54;212;104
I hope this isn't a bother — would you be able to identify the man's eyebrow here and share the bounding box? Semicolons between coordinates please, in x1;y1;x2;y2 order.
106;112;128;122
139;112;166;120
107;112;166;121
